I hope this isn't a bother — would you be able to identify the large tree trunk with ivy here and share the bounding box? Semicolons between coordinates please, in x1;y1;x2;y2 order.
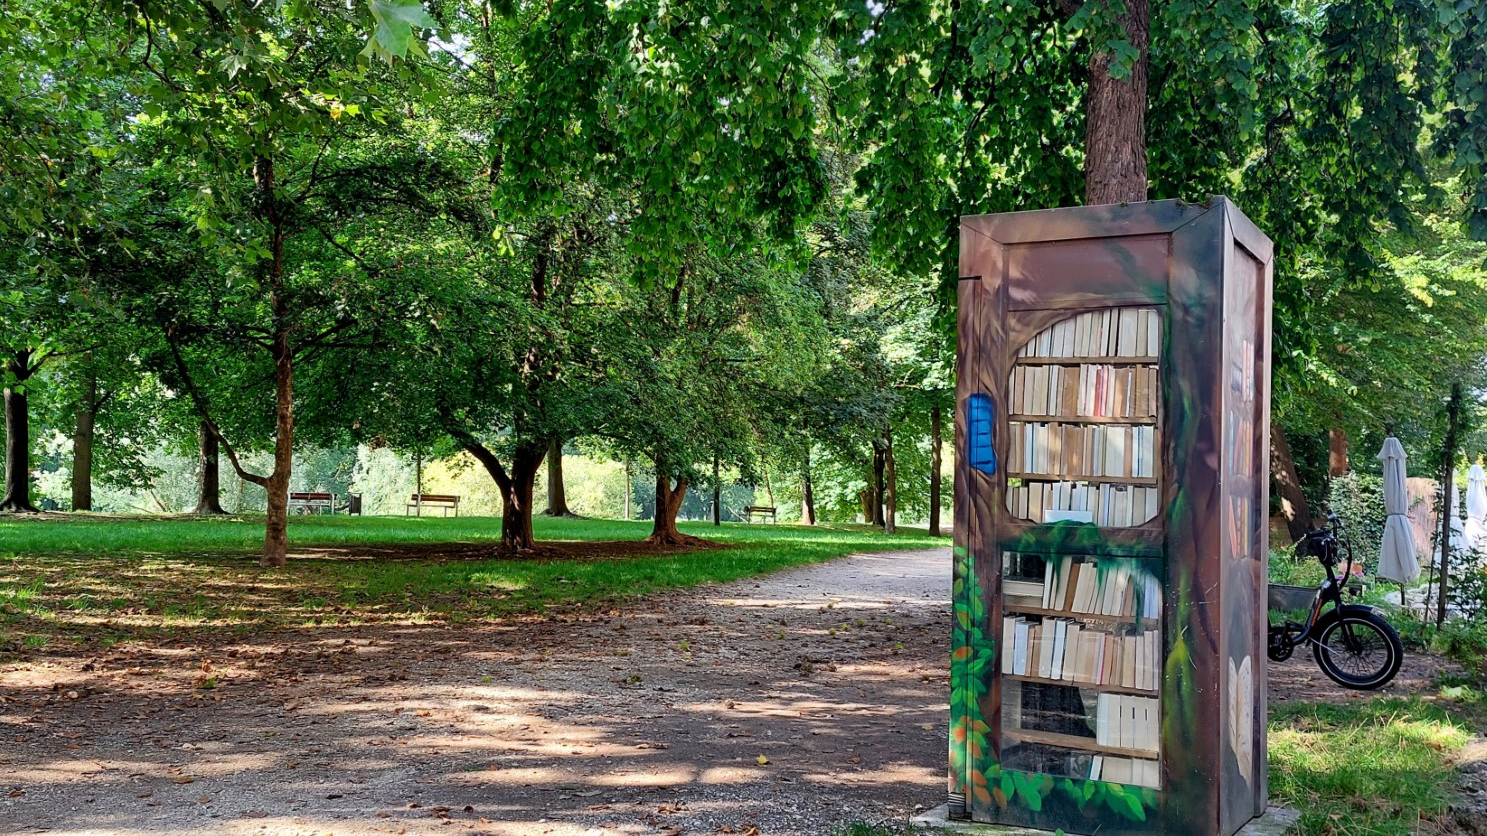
1;352;38;513
1270;421;1313;544
1079;0;1150;205
192;421;227;515
543;438;574;517
929;404;943;536
649;465;704;547
71;365;96;512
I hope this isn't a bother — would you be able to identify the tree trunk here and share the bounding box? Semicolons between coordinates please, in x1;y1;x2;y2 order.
192;421;227;515
1270;420;1313;545
261;329;294;567
71;365;96;512
1439;381;1464;629
1;353;37;513
711;454;721;526
884;428;897;534
501;448;543;552
648;468;704;546
801;445;816;526
460;439;545;552
257;154;293;569
871;445;886;527
930;403;943;536
543;438;574;517
1328;422;1349;477
1082;0;1150;205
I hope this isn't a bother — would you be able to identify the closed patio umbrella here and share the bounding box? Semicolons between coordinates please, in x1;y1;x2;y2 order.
1376;438;1419;604
1466;464;1487;561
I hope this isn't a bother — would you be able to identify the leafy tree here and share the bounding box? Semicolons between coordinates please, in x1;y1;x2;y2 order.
104;1;441;565
599;226;821;545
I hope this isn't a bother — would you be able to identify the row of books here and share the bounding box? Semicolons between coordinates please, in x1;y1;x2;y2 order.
1007;482;1161;528
1011;363;1159;420
1017;308;1161;359
1009;423;1157;480
1095;693;1160;754
1090;755;1160;788
1035;556;1163;619
1001;617;1162;692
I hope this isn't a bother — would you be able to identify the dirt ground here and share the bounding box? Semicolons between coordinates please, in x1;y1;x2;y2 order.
0;547;1461;836
0;549;952;836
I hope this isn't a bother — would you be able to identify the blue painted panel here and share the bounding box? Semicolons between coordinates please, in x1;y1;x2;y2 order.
967;394;996;476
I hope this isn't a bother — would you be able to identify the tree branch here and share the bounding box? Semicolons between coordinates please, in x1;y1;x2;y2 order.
163;330;269;488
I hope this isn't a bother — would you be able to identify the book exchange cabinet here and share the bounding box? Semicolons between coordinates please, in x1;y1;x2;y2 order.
950;199;1273;836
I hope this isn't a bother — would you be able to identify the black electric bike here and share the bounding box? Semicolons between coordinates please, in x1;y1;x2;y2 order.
1267;514;1404;690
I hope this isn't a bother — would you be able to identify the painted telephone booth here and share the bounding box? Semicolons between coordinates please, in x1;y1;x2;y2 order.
950;199;1273;835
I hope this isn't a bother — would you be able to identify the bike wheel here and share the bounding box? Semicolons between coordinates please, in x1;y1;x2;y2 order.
1311;610;1403;690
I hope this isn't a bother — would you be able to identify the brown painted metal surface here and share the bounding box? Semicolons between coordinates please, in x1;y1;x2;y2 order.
951;198;1273;836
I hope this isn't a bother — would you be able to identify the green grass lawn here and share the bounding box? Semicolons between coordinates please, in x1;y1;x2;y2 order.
1269;691;1483;836
0;514;941;654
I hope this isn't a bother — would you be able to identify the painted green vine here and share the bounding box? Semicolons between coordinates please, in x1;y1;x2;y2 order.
951;530;1163;824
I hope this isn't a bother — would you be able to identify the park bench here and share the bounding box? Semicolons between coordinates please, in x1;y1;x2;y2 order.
288;491;335;515
407;493;461;517
743;505;777;524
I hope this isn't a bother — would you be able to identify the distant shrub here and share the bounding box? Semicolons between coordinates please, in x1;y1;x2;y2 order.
1328;472;1387;572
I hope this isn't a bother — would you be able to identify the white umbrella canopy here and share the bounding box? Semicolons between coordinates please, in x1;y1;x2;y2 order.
1377;438;1420;585
1443;480;1468;563
1466;464;1487;559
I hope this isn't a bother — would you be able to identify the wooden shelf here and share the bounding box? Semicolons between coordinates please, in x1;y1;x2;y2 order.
1004;672;1160;697
1006;473;1159;486
1009;414;1157;425
1015;356;1159;365
1003;728;1160;760
1003;603;1159;628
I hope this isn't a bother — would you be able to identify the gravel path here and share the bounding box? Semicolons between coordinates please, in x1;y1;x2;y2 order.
0;548;953;836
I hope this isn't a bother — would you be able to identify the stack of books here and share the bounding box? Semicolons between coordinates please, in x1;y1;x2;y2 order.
1090;754;1160;788
1039;557;1162;620
1000;617;1161;691
1012;364;1159;419
1006;482;1159;527
1008;423;1157;480
1016;309;1161;359
1095;694;1160;753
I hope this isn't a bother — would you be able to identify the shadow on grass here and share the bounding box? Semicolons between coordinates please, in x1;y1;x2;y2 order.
1268;697;1480;836
0;517;942;656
